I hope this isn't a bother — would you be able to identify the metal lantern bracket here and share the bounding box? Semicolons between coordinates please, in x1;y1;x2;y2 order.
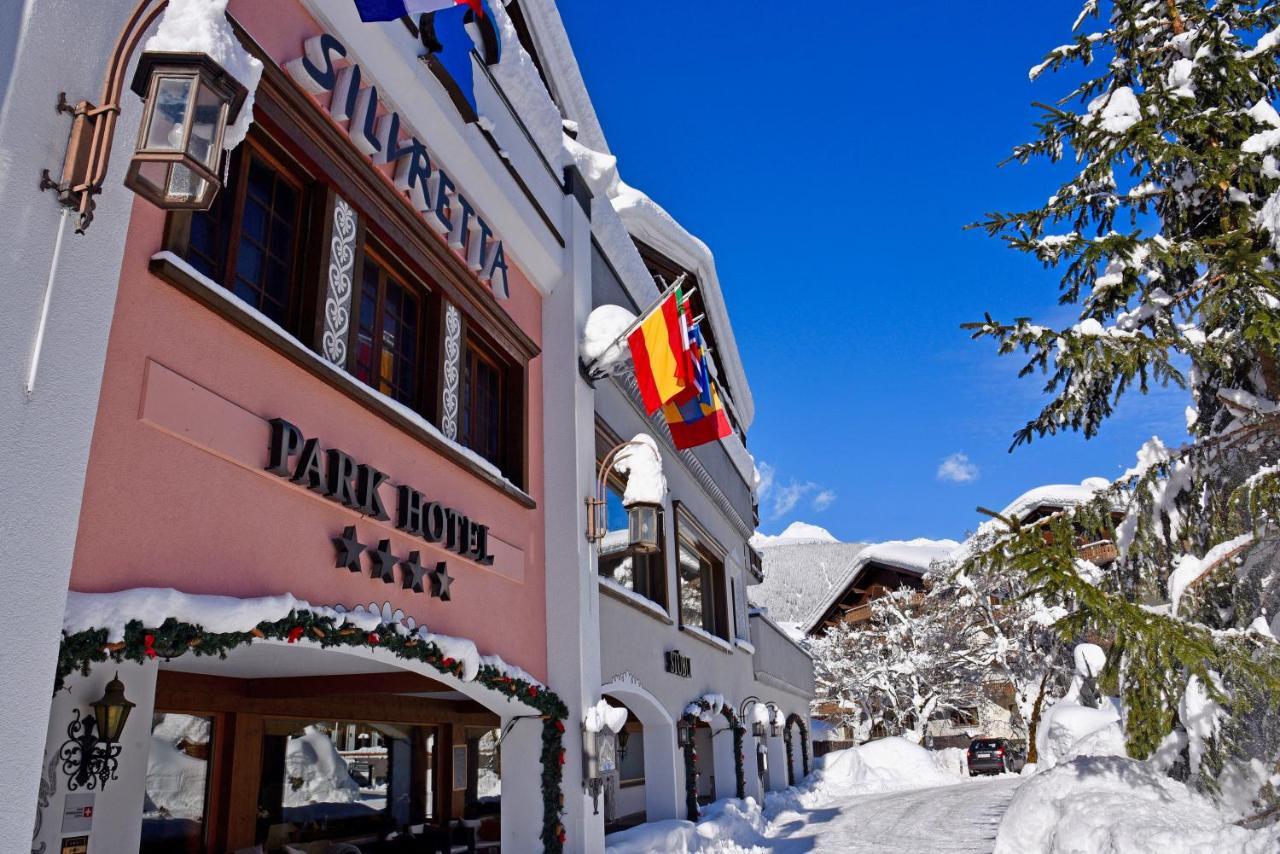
58;708;123;792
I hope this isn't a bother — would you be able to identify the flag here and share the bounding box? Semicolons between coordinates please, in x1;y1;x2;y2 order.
628;288;692;414
662;380;732;450
353;0;483;22
686;323;713;407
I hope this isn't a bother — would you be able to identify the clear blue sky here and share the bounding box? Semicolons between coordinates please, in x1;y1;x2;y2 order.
557;2;1188;544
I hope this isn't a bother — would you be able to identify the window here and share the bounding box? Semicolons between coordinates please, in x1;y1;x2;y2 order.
598;477;667;607
461;339;505;468
353;249;425;410
676;508;729;640
466;727;502;816
182;140;310;331
140;713;215;854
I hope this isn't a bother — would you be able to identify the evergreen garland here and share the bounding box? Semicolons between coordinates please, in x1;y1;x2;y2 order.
56;610;569;853
782;714;811;785
679;699;746;820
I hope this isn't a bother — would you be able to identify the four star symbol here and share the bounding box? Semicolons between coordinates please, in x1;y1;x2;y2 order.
334;527;457;601
334;526;365;573
369;539;399;584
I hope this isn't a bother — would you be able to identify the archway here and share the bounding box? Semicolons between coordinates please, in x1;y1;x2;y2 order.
601;675;681;825
679;697;744;820
783;713;811;786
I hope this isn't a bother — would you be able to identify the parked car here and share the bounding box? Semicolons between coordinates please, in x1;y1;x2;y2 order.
967;738;1025;775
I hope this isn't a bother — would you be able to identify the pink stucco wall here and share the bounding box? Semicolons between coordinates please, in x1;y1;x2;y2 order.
68;0;549;682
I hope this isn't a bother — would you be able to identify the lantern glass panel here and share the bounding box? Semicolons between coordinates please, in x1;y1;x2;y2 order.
189;82;224;169
145;76;194;152
628;504;660;553
166;162;208;206
752;721;766;739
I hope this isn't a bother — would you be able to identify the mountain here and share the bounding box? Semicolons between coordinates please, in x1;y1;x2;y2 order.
750;521;839;549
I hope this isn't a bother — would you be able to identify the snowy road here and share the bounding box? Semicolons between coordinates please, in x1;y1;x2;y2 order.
765;776;1022;853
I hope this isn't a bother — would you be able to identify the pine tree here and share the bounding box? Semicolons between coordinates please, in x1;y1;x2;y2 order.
965;0;1280;811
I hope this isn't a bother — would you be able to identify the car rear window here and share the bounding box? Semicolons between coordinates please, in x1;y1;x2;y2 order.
971;740;1001;750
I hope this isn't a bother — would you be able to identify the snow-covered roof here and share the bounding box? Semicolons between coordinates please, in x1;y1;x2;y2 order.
750;537;959;636
508;1;755;429
751;521;839;549
997;477;1114;523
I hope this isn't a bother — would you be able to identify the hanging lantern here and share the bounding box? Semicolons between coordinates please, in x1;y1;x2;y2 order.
627;501;661;553
90;672;136;745
124;51;247;210
752;720;767;740
677;717;694;749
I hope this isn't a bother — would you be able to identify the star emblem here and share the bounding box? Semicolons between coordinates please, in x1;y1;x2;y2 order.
334;526;365;573
369;539;398;584
429;562;454;601
400;551;429;594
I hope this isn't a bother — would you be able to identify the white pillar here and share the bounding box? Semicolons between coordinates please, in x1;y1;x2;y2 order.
31;663;159;854
541;168;604;853
766;735;788;792
744;733;765;802
639;721;680;822
0;4;153;850
499;715;544;852
711;727;738;803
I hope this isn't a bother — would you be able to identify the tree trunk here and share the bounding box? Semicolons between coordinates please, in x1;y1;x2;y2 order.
1026;670;1051;763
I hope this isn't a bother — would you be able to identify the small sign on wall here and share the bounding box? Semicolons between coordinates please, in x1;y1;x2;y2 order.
61;794;94;834
60;836;88;854
664;649;692;678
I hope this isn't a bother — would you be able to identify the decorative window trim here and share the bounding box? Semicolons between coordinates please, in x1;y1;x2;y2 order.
321;195;358;367
441;302;463;441
149;251;535;510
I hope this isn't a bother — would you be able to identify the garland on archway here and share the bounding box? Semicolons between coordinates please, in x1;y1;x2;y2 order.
56;609;570;853
678;696;745;820
783;714;810;786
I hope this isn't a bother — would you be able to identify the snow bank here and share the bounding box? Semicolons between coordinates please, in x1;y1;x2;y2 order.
605;798;770;854
585;698;628;735
612;434;666;506
994;755;1280;854
144;0;262;150
283;726;360;808
1036;702;1125;770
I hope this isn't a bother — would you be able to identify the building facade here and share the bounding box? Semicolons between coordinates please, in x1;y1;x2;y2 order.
1;2;812;853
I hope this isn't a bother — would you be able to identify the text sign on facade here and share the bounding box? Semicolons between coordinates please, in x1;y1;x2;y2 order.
60;794;94;834
664;649;692;678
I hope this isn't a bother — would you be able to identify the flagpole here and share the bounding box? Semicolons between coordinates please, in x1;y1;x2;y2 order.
582;273;694;378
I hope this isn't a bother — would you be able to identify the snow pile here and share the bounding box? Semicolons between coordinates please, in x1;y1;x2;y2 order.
63;588;382;642
1087;86;1143;134
684;693;727;722
605;798;771;854
581;304;637;375
144;0;262;150
1036;702;1125;770
585;698;628;734
612;434;666;506
143;715;212;821
283;726;361;808
994;755;1280;854
931;747;969;778
858;538;960;575
750;521;839;549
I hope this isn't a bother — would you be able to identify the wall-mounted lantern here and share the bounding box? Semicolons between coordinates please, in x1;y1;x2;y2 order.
583;723;619;816
123;51;247;211
39;0;249;232
677;717;694;749
59;673;136;791
587;440;664;553
751;719;767;740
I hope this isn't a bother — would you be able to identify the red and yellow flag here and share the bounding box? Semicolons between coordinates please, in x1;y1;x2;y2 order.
661;380;732;450
628;288;691;414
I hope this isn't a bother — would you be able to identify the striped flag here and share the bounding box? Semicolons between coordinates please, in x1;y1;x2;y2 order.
628;288;692;414
353;0;484;22
662;380;732;450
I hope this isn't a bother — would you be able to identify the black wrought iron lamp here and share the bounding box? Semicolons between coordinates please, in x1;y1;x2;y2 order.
586;440;663;554
41;0;248;232
676;716;694;749
59;673;136;791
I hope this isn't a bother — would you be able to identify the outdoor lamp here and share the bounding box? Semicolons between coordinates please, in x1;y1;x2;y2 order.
677;717;694;749
627;501;662;554
752;720;767;740
770;720;782;739
582;723;618;816
59;672;135;791
123;51;247;210
91;672;137;745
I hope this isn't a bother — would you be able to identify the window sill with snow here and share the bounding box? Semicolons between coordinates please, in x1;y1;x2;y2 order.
680;623;734;655
597;576;673;625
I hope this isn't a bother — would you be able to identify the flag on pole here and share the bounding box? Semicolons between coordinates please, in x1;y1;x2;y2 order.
628;287;692;414
661;380;732;450
686;323;713;407
353;0;484;22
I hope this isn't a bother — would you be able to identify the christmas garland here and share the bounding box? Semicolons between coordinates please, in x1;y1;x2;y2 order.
782;714;810;786
679;698;746;820
56;610;569;853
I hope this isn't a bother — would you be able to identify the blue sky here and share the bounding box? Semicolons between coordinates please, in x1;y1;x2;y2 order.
557;2;1188;544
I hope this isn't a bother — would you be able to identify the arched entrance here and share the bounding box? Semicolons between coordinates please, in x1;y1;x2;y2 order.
52;599;569;854
679;697;744;820
783;714;811;786
601;675;681;825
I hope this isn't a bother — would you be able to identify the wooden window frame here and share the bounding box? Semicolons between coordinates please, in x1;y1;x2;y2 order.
594;421;668;608
673;501;729;641
349;237;436;419
460;327;526;488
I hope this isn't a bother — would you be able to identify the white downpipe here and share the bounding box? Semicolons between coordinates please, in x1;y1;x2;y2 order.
25;209;69;396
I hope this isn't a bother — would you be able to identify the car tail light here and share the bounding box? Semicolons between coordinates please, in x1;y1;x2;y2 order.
996;747;1005;756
